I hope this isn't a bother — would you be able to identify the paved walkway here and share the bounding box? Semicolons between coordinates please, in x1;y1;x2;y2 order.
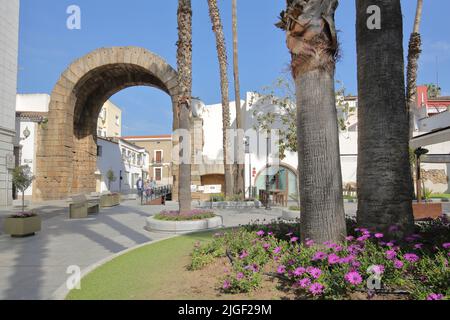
0;200;447;300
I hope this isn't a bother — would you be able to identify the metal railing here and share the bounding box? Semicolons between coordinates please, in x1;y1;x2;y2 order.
140;185;172;205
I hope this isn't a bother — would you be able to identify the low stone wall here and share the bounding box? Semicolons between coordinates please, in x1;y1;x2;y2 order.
197;201;262;210
281;209;300;221
145;216;223;234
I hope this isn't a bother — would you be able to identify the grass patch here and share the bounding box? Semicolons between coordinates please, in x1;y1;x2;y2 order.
430;193;450;199
66;231;216;300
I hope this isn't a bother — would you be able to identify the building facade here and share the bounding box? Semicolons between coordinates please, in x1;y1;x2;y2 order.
122;135;173;186
97;100;122;138
0;0;20;206
96;137;149;193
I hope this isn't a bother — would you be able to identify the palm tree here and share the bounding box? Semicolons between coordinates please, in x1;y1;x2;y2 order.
232;0;245;198
177;0;193;213
356;0;414;236
207;0;233;198
407;0;424;138
276;0;347;243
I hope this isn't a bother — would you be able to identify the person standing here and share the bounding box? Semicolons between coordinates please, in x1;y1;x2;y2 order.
136;177;144;198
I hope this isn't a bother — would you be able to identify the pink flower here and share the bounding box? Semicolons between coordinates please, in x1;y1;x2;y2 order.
371;265;385;275
308;267;322;279
305;239;315;247
309;283;325;296
339;255;355;264
443;243;450;249
404;253;420;263
374;233;384;239
298;278;311;288
394;260;404;269
328;254;340;265
312;252;327;261
223;280;231;290
239;250;249;259
293;267;306;276
236;272;244;280
345;271;363;285
290;237;299;243
256;230;265;237
385;249;397;260
386;242;395;247
414;243;424;250
427;293;443;300
345;236;354;241
333;245;343;252
277;265;286;274
273;247;282;254
357;235;370;242
263;243;271;250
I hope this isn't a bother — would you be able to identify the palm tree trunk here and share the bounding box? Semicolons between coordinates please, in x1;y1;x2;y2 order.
177;0;193;213
232;0;245;198
207;0;233;198
407;0;424;139
277;0;346;243
356;0;414;236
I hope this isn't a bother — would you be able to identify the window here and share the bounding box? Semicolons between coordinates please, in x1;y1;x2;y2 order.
155;150;162;163
115;115;120;126
97;146;103;157
154;168;162;181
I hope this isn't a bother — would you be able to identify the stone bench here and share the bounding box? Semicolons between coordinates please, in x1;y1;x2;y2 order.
69;194;100;219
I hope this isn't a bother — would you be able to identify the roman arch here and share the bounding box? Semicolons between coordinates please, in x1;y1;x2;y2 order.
34;46;186;201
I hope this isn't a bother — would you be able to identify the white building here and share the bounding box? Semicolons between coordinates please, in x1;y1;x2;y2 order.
0;0;20;206
96;137;150;193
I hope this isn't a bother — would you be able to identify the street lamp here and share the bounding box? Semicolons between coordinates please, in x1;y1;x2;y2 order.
265;130;271;210
21;127;31;141
245;136;251;200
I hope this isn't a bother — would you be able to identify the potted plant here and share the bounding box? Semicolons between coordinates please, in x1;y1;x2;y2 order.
4;165;41;237
106;169;117;191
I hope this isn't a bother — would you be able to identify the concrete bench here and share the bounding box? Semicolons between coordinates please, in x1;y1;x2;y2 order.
69;194;100;219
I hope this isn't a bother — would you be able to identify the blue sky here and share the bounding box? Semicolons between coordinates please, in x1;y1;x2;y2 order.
18;0;450;136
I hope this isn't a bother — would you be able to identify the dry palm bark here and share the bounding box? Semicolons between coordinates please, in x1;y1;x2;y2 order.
207;0;234;197
406;0;424;138
277;0;347;243
177;0;193;213
232;0;245;198
356;0;414;235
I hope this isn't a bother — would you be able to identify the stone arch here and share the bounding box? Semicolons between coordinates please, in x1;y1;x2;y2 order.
34;47;181;200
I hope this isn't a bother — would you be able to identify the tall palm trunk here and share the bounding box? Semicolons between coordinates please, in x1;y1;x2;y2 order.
177;0;193;213
356;0;414;236
232;0;245;198
407;0;424;139
277;0;346;243
207;0;233;198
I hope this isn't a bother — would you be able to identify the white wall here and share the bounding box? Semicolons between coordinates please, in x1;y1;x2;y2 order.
0;0;20;206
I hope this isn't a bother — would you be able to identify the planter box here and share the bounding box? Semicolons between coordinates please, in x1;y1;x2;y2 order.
413;202;443;220
100;194;121;207
4;215;41;237
145;216;223;233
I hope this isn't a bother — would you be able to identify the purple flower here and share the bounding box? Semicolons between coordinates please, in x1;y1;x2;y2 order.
268;232;274;236
274;256;280;261
333;245;343;252
223;280;231;290
345;271;363;285
427;293;444;301
404;253;420;263
339;255;355;264
309;283;325;296
277;265;286;274
385;249;397;260
263;243;271;250
394;260;404;269
386;242;395;247
298;278;311;288
239;250;249;259
443;243;450;249
290;237;299;243
293;267;306;276
328;254;340;265
351;260;361;268
374;233;384;239
308;267;322;279
256;230;265;237
312;252;327;261
345;236;354;241
305;239;315;247
357;235;370;242
236;272;244;280
414;243;424;250
273;247;282;254
286;232;293;237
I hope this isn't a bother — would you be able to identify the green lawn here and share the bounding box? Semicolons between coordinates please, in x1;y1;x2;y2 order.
430;193;450;199
66;231;216;300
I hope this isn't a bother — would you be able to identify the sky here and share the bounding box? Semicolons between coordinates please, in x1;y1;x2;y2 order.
18;0;450;136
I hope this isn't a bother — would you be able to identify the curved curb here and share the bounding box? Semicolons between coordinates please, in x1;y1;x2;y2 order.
281;209;300;221
51;235;177;300
145;216;223;234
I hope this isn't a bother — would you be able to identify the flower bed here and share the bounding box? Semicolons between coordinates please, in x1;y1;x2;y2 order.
190;217;450;300
9;212;37;218
154;209;216;221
